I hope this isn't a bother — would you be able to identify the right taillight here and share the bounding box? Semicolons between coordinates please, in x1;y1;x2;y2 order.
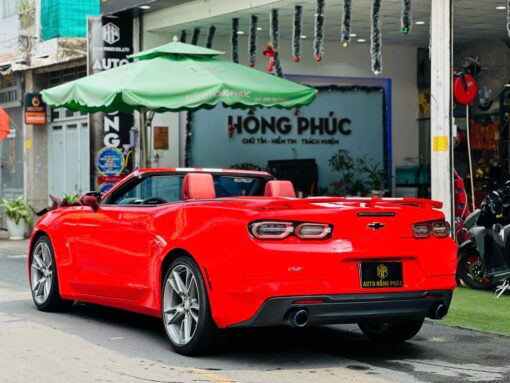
412;220;450;239
431;220;450;237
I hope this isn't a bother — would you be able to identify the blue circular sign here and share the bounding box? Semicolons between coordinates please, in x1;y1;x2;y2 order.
97;147;124;176
98;182;115;194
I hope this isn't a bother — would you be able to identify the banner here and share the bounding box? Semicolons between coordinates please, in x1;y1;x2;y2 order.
87;15;133;192
191;85;389;191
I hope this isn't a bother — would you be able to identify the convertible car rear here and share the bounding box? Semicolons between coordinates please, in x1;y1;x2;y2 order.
28;168;457;355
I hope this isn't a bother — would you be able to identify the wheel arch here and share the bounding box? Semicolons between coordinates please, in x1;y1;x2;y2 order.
29;230;51;255
160;248;198;287
157;247;213;316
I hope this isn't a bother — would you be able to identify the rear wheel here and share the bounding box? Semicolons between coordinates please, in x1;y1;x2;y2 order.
358;318;424;342
161;256;219;355
29;236;72;311
457;248;494;290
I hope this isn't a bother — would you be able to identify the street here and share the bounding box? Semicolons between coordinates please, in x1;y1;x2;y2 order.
1;240;509;383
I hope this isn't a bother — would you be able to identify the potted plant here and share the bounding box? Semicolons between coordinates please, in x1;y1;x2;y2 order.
2;196;33;240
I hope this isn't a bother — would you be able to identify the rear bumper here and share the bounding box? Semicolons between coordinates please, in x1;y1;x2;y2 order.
230;290;453;327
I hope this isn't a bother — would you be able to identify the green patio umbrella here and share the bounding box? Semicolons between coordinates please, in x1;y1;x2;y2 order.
41;40;317;112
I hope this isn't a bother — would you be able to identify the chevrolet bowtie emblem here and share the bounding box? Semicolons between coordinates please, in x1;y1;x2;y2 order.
368;222;385;230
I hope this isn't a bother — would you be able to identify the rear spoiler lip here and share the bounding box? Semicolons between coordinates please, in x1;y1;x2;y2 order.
305;197;443;210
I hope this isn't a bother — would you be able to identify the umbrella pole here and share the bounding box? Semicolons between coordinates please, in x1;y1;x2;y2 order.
140;109;148;168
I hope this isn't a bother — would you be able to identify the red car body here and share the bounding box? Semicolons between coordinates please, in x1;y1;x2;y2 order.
29;168;457;331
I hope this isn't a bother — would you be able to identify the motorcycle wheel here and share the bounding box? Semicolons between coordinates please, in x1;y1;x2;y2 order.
457;248;494;290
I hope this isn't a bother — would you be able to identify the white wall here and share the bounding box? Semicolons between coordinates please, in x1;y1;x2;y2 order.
143;31;419;185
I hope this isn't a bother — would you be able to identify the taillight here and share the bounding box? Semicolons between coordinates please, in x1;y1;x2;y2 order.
412;220;450;239
295;223;331;239
431;221;450;237
249;221;332;240
250;221;293;239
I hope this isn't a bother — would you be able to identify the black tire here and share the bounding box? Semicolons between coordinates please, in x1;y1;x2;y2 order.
457;248;494;290
29;235;73;312
161;256;220;356
358;318;424;342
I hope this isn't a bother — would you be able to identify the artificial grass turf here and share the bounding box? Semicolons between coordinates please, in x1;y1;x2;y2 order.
440;286;510;336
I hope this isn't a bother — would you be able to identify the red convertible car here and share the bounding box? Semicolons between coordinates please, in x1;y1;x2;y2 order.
28;168;457;355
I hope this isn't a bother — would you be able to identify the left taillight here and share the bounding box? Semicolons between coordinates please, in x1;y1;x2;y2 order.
250;221;294;239
412;220;450;239
249;221;332;240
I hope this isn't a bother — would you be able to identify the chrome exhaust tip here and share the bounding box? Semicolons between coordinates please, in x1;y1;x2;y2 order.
430;303;448;320
288;309;309;327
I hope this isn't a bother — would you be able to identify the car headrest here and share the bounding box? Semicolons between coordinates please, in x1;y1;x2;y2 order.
264;180;296;198
182;173;216;201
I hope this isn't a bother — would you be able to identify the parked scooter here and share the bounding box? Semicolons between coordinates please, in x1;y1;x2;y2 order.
457;181;510;290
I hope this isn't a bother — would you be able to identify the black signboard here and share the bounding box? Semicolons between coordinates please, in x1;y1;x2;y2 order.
88;14;134;191
24;93;47;125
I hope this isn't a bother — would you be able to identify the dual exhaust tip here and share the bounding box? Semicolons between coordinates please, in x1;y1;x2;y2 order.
288;303;447;327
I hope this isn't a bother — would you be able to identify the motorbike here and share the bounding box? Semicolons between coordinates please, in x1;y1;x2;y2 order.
457;181;510;290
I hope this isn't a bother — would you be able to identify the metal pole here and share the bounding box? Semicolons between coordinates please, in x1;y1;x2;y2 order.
465;104;476;211
430;0;454;225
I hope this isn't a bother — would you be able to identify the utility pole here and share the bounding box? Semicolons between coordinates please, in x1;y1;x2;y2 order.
430;0;454;226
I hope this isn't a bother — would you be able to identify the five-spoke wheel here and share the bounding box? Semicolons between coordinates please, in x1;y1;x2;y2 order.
29;235;72;311
31;240;53;305
162;256;219;355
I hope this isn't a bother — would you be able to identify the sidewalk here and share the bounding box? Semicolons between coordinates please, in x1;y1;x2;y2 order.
0;230;29;257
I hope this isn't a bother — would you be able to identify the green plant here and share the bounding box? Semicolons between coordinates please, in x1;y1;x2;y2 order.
1;196;33;225
357;156;387;192
61;193;80;206
328;150;386;196
328;149;368;196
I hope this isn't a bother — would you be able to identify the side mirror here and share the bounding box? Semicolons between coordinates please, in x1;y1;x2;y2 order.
79;191;101;212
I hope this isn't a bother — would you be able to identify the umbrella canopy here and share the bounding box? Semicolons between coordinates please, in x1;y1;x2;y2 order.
41;40;317;112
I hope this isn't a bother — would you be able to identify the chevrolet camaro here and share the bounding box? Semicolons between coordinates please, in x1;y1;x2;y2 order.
28;168;457;355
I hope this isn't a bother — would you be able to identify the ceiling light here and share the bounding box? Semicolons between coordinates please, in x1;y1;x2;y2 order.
350;33;357;37
237;30;245;35
357;38;366;43
257;27;263;31
497;6;506;10
415;21;426;25
301;35;307;39
139;5;151;9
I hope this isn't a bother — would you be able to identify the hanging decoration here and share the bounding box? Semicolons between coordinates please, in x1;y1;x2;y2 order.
270;9;283;77
507;0;510;38
341;0;352;47
179;30;187;43
191;28;200;45
206;25;216;49
249;15;258;67
263;42;276;72
231;18;239;63
401;0;412;35
314;0;325;61
292;5;302;62
371;0;383;75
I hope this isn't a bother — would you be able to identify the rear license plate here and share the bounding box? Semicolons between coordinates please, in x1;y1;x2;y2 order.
360;261;403;288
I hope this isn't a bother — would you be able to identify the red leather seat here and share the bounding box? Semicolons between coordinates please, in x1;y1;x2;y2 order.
264;180;296;198
182;173;216;200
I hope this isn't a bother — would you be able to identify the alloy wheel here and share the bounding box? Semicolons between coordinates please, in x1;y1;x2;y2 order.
163;264;200;346
30;241;53;305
